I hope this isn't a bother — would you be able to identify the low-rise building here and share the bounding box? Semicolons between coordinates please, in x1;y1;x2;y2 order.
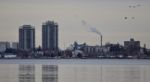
0;42;10;52
83;46;109;57
12;42;19;49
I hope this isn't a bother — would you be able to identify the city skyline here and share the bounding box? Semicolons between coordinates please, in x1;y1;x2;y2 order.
0;0;150;49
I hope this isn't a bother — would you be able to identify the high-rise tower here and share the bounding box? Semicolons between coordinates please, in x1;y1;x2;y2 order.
42;21;58;50
19;25;35;50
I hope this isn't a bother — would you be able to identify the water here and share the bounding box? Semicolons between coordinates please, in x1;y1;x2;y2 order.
0;59;150;82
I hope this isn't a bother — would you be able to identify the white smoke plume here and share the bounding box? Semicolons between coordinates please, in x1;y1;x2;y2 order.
90;27;101;36
81;20;101;36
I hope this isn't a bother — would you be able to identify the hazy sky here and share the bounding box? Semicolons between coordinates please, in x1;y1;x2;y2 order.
0;0;150;49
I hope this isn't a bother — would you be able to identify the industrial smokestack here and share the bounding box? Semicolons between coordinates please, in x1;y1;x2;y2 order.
101;35;102;47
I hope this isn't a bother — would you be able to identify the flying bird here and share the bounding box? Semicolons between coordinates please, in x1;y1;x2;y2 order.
124;17;128;19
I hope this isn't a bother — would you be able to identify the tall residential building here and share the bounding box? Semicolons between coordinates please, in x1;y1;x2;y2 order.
19;25;35;50
42;21;58;50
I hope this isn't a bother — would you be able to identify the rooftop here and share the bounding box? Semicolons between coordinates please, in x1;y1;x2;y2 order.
19;25;35;29
42;20;58;26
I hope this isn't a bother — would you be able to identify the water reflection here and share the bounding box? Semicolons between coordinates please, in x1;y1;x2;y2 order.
19;65;35;82
0;63;149;82
42;65;58;82
58;65;101;82
19;65;58;82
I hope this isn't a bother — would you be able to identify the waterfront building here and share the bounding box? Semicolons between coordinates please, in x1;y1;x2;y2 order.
124;38;140;49
19;25;35;50
12;42;19;49
0;42;10;52
83;46;109;58
42;21;58;50
72;42;108;58
124;38;140;57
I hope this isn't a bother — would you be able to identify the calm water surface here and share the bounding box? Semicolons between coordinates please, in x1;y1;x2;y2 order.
0;59;150;82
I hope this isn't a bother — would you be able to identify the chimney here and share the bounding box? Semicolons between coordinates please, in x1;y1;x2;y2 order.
100;35;102;47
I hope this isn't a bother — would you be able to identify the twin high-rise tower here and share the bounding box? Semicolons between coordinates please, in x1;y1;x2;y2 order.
19;25;35;50
42;21;58;50
19;20;58;50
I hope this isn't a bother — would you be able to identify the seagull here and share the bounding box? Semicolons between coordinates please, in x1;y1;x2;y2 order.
137;4;141;7
131;17;135;19
124;17;128;19
129;5;132;8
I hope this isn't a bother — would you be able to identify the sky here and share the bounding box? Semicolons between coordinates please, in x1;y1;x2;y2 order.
0;0;150;49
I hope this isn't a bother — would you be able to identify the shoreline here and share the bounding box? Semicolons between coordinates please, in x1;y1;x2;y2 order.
0;59;150;65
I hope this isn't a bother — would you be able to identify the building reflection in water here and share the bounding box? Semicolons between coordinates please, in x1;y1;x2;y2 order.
42;65;58;82
0;61;149;82
19;65;35;82
19;65;58;82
